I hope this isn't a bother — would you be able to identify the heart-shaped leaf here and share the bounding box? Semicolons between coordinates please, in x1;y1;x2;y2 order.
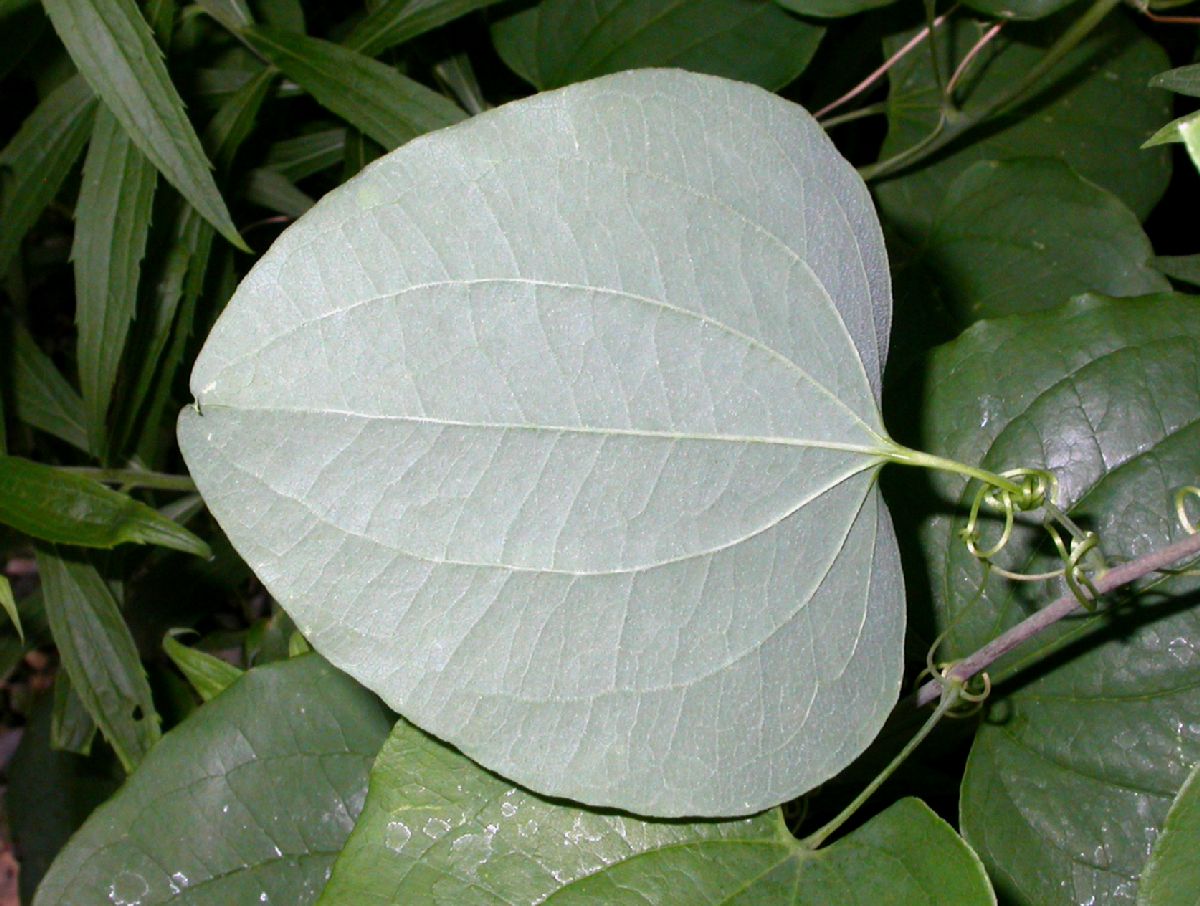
319;719;996;904
179;69;905;817
906;293;1200;904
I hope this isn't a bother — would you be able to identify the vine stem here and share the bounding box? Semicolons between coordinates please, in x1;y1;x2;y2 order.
860;0;1122;181
914;530;1200;707
800;687;962;849
58;467;198;493
881;445;1024;496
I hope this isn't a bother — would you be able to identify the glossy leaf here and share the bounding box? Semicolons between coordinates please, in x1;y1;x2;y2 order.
920;158;1168;323
179;70;904;817
1138;761;1200;906
6;320;89;451
876;14;1171;240
346;0;507;56
41;0;247;249
0;73;96;277
908;294;1200;904
0;456;209;556
959;0;1076;19
774;0;897;17
242;26;466;150
320;719;995;904
1151;63;1200;97
491;0;824;91
73;106;158;455
35;655;393;906
1143;110;1200;173
162;629;243;701
37;547;162;772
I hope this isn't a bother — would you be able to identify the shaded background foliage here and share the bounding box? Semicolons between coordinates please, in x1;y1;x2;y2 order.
0;0;1198;903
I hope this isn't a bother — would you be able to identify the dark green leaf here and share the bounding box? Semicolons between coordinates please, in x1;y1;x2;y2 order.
0;73;96;277
162;629;243;701
1153;255;1200;287
35;655;393;906
264;127;347;180
0;573;20;642
36;547;162;772
339;126;379;180
910;294;1200;904
919;158;1168;323
0;3;48;82
113;69;273;457
491;0;823;91
242;26;466;150
6;319;88;451
774;0;897;17
41;0;248;249
0;455;210;556
433;52;487;115
1151;63;1200;97
7;694;121;904
346;0;506;56
876;15;1172;240
194;0;253;32
51;669;99;755
256;0;304;32
959;0;1076;20
1139;761;1200;906
320;719;994;904
242;167;315;217
73;106;158;455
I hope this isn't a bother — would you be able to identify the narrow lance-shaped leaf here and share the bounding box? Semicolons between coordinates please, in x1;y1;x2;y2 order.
162;629;243;701
346;0;507;56
320;719;996;904
35;655;393;906
51;669;98;755
5;319;89;452
193;0;251;32
0;574;21;643
0;74;96;277
36;547;161;772
242;26;467;150
73;106;158;456
1151;63;1200;97
179;69;904;818
263;127;347;181
0;455;210;557
40;0;248;250
113;68;275;457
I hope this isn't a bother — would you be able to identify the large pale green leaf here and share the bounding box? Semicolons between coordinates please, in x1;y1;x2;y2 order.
36;547;162;772
40;0;246;250
491;0;824;91
73;105;158;455
906;294;1200;904
179;70;904;817
1138;760;1200;906
346;0;507;56
35;655;393;905
242;26;466;151
320;719;995;904
876;14;1172;241
0;73;96;277
918;158;1168;323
